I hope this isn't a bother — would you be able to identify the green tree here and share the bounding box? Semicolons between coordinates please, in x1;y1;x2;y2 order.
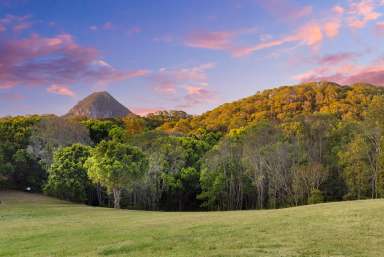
44;144;92;202
82;119;120;144
85;140;148;208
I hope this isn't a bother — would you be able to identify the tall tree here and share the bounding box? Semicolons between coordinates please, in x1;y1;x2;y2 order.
44;144;92;202
85;140;148;208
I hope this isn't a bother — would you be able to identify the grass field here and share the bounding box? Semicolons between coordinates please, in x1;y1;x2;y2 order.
1;191;384;257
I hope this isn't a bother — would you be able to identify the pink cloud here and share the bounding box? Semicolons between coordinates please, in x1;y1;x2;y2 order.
347;0;381;29
47;85;75;97
185;31;234;50
184;28;257;54
0;14;31;33
154;82;178;94
0;33;149;89
12;22;31;31
376;21;384;33
294;57;384;86
152;63;215;95
232;22;326;57
130;107;164;116
150;64;217;108
324;19;341;38
178;85;217;108
333;5;345;15
318;52;356;65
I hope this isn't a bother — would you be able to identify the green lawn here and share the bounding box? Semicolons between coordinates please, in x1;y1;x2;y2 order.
1;191;384;257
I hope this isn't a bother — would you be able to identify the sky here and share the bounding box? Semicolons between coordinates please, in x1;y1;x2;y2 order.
1;0;384;116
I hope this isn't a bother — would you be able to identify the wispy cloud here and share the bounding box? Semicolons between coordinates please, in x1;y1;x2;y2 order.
152;63;215;95
294;57;384;86
89;21;114;31
150;63;218;108
47;85;75;97
375;21;384;33
184;0;382;58
347;0;381;29
130;107;164;116
177;85;216;108
184;28;257;54
0;14;32;32
185;31;235;50
317;52;357;65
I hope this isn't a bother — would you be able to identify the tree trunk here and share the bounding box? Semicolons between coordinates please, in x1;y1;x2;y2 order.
112;188;121;209
96;183;103;206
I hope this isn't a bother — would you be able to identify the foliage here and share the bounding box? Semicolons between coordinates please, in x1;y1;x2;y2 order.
85;140;148;208
81;119;121;144
29;116;91;168
44;144;92;202
4;82;384;211
164;82;384;133
308;189;324;204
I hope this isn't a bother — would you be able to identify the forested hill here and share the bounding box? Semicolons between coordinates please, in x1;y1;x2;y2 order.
164;81;384;133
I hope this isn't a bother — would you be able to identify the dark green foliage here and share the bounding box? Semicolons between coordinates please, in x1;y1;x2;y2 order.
44;144;92;202
82;119;121;144
0;116;45;191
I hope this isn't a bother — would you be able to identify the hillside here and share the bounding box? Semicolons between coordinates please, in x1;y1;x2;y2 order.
1;191;384;257
65;91;134;119
165;81;384;132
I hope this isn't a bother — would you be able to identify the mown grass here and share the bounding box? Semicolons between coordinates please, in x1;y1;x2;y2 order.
1;191;384;257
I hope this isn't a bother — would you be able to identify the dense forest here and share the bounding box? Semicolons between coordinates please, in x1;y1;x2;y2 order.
2;81;384;211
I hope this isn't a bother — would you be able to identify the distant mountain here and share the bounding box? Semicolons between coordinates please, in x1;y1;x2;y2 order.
65;91;134;119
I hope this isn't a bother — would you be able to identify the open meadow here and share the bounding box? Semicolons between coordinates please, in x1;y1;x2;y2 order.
1;191;384;257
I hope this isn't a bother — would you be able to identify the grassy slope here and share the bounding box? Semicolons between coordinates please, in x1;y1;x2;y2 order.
1;191;384;257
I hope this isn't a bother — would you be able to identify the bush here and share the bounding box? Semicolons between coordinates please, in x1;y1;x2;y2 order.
308;189;324;204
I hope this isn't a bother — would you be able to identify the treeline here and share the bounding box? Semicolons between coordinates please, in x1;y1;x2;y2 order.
2;82;384;211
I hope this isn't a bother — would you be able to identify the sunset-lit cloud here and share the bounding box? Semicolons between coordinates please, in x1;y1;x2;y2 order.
185;31;235;50
0;32;149;89
294;57;384;86
47;85;75;97
347;0;381;29
3;0;384;116
232;22;327;57
317;52;357;65
178;85;217;108
130;107;164;116
152;63;215;95
376;21;384;33
150;63;217;108
184;0;383;58
0;14;32;32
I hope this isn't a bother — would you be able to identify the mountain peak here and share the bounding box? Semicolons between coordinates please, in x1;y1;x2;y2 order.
65;91;134;119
